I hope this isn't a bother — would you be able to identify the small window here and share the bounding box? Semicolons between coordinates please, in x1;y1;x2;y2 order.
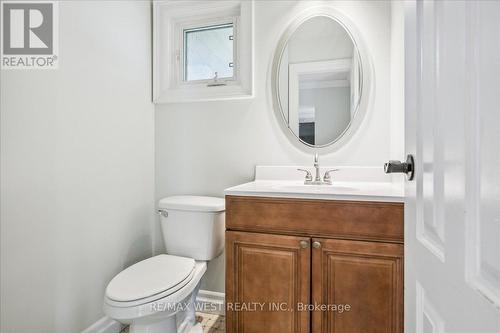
183;23;235;82
153;0;253;103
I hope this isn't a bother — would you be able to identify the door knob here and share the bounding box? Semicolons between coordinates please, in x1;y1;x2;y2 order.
384;154;415;180
299;240;309;249
312;241;321;249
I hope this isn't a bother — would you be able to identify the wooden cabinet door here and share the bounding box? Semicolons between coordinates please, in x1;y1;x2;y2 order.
311;238;403;333
226;231;311;333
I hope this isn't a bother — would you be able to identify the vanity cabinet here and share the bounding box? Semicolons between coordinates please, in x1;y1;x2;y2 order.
225;231;311;333
311;238;403;333
225;195;404;333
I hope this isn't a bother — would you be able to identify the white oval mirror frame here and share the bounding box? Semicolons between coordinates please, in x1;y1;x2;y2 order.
271;7;373;153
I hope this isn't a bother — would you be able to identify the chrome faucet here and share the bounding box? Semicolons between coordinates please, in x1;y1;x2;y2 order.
298;153;338;185
313;153;321;183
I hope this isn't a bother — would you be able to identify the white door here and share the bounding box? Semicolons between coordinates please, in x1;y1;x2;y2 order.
405;1;500;332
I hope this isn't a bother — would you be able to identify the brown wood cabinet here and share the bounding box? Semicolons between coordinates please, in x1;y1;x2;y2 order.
225;231;310;333
311;238;403;333
225;195;404;333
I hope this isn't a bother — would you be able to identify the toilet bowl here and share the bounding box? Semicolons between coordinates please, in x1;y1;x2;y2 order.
103;196;225;333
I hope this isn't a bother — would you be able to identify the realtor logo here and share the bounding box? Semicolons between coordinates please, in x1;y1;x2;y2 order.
1;1;58;69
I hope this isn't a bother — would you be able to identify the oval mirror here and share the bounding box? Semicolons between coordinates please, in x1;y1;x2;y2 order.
273;13;367;150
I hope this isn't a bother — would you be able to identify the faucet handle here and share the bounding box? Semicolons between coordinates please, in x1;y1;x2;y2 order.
297;168;313;183
323;169;339;184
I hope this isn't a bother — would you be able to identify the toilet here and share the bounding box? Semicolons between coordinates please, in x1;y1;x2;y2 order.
103;196;225;333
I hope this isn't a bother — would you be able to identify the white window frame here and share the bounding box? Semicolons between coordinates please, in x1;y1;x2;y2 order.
177;17;239;86
153;0;254;103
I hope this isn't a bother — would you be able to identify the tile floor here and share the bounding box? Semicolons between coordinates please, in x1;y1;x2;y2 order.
197;312;225;333
120;313;225;333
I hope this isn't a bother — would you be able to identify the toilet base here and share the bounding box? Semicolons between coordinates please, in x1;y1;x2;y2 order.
129;322;202;333
189;323;203;333
127;282;201;333
129;316;176;333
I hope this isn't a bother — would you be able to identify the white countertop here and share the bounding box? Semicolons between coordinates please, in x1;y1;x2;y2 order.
224;166;405;203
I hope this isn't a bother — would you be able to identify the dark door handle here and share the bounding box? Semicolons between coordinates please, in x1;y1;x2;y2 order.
384;154;415;180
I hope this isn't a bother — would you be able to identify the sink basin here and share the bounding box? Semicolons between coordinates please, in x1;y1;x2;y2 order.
271;183;358;192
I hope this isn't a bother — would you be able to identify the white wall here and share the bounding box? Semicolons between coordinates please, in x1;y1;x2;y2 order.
0;2;154;332
390;1;405;159
155;1;403;293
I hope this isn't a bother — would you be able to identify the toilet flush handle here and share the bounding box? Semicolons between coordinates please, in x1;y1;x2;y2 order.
157;209;168;218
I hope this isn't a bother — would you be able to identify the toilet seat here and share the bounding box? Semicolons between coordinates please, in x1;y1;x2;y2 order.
105;254;196;308
103;261;207;323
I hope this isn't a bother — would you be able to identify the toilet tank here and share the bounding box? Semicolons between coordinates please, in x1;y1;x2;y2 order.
158;196;225;261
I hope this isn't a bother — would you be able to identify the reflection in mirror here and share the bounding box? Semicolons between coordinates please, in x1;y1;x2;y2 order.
277;16;362;147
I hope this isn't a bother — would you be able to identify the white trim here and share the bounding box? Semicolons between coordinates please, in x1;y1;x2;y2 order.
290;58;352;75
299;80;350;90
196;289;226;316
80;316;125;333
153;0;254;103
177;17;238;85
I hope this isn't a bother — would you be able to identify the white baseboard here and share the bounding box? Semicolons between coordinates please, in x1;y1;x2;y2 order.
196;290;226;316
82;290;225;333
81;316;125;333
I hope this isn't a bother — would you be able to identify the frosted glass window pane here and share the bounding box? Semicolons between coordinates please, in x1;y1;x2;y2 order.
184;23;234;81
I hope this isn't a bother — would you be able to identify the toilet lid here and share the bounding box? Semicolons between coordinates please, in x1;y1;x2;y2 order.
105;254;195;302
158;196;225;212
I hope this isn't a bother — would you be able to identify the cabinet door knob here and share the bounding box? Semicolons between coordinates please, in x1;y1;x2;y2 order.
299;240;309;249
312;241;321;249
